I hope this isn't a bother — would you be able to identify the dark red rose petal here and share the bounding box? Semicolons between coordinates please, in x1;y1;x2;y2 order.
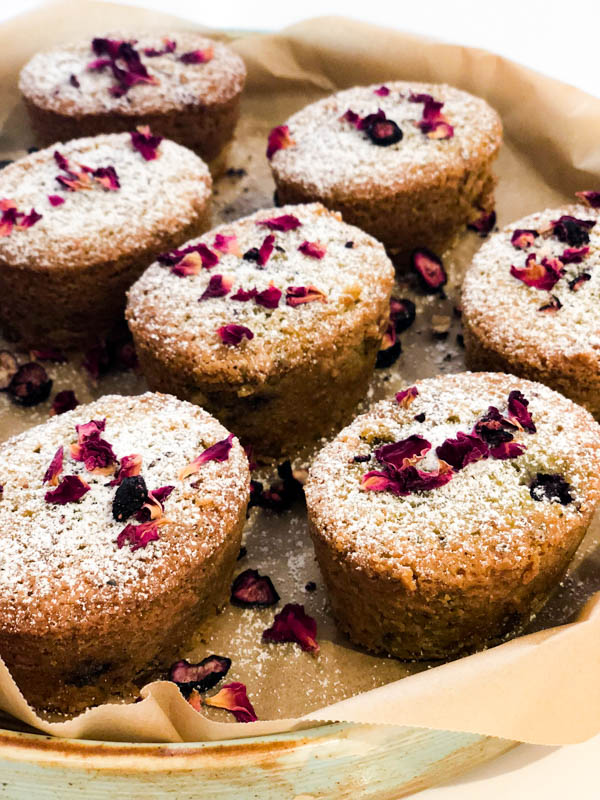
468;209;496;236
489;441;526;460
569;272;591;291
143;39;177;57
179;433;235;479
169;655;231;694
45;474;90;505
50;389;78;416
551;215;595;247
374;85;390;96
510;229;538;249
575;191;600;208
116;520;162;551
179;47;213;64
262;603;319;654
231;287;258;302
395;386;419;408
538;295;562;313
217;324;254;346
8;362;52;406
71;433;117;474
361;471;402;493
530;473;573;505
135;484;175;522
409;93;454;139
43;446;64;485
266;125;295;160
298;240;326;259
130;125;163;160
109;453;143;486
257;234;275;266
199;274;233;301
435;432;488;471
510;254;564;290
389;297;416;333
256;214;302;232
255;285;281;309
341;109;361;127
92;165;120;191
230;568;280;608
473;406;516;447
374;435;431;470
48;194;65;206
507;390;536;433
203;682;258;722
411;248;447;292
89;39;159;97
285;285;327;306
112;475;148;521
561;246;589;264
0;350;18;390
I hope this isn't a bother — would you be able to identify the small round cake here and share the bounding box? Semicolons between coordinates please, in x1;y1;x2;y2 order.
19;32;246;163
462;205;600;417
267;81;502;252
0;132;211;349
0;392;249;712
305;372;600;660
126;202;395;459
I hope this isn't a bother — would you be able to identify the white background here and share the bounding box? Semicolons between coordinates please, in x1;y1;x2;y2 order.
2;0;600;797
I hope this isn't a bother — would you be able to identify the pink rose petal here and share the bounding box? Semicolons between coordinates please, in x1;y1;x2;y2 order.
262;603;319;655
298;240;326;259
266;125;295;160
45;475;90;505
256;214;302;232
203;682;258;722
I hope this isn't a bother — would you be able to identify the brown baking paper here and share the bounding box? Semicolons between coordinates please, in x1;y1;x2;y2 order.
0;0;600;746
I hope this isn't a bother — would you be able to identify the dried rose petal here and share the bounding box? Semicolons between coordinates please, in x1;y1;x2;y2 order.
257;234;275;266
410;93;454;139
135;485;174;522
8;362;52;406
375;323;401;368
341;109;361;127
213;233;240;256
217;324;254;346
375;435;431;470
435;432;488;471
116;519;163;551
511;229;538;249
399;463;454;493
179;433;234;480
231;287;258;302
530;473;573;505
361;471;401;492
374;85;390;96
569;272;591;291
285;286;327;306
266;125;295;160
112;475;148;521
256;214;301;232
262;603;319;654
45;474;90;505
43;446;64;485
551;215;595;247
538;295;562;313
561;246;589;265
169;655;231;694
130;125;163;160
507;390;536;433
510;254;564;290
203;682;258;722
89;39;159;97
255;285;281;309
468;209;496;236
0;198;42;235
389;297;416;333
143;39;177;57
298;240;326;259
411;248;447;293
575;191;600;208
109;453;143;486
199;274;233;301
71;432;116;474
396;386;419;408
0;350;18;390
489;441;526;460
92;165;120;191
179;47;213;64
473;406;516;447
187;689;202;711
230;568;280;607
50;389;79;416
48;194;65;206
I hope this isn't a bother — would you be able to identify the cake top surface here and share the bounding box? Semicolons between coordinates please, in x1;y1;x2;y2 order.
126;202;395;382
462;204;600;363
0;392;249;633
0;132;211;270
19;32;246;115
268;81;502;197
305;372;600;581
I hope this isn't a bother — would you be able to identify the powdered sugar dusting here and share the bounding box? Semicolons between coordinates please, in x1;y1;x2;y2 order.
305;373;600;581
0;133;211;269
270;82;501;197
0;392;249;632
19;32;246;115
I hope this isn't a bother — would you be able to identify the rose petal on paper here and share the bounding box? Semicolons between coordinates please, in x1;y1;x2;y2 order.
255;285;282;309
256;214;302;232
48;194;65;206
489;441;526;460
169;655;231;694
230;568;280;607
298;240;327;259
178;433;234;479
43;446;64;485
510;229;538;249
109;453;143;486
266;125;295;160
530;473;573;505
179;46;213;64
216;324;254;346
116;519;163;551
435;432;489;471
507;390;536;433
510;254;564;290
50;389;79;416
130;125;163;160
575;190;600;208
468;209;496;236
285;286;327;306
8;362;52;406
44;475;90;505
186;689;203;712
411;248;447;292
199;274;233;301
262;603;319;655
203;682;258;722
395;386;419;408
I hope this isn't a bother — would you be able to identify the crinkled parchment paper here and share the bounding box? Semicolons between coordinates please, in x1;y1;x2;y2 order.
0;0;599;747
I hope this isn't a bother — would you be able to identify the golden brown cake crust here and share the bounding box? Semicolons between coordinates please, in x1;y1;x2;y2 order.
0;392;250;712
269;81;502;251
305;372;600;659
